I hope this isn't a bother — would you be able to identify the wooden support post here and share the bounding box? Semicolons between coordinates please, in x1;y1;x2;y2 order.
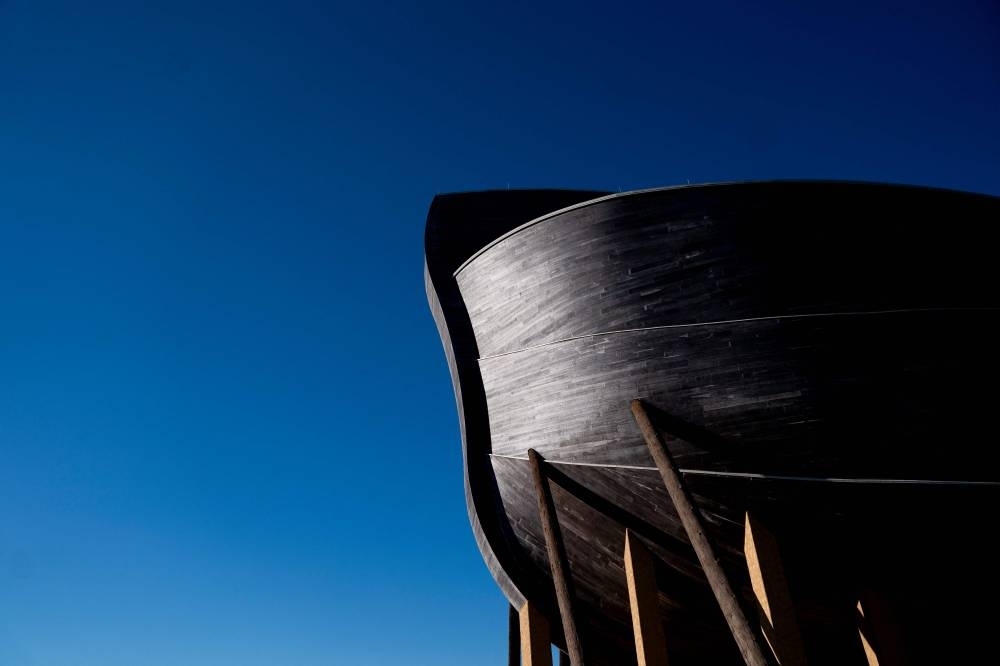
744;512;807;666
630;399;769;666
510;604;521;666
520;600;552;666
625;529;670;666
528;448;586;666
856;592;905;666
857;601;879;666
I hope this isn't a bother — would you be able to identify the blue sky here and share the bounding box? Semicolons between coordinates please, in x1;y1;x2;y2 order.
0;1;997;664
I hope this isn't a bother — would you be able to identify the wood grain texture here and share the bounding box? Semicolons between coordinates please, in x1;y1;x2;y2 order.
456;183;1000;358
479;310;1000;480
425;189;609;612
426;183;1000;665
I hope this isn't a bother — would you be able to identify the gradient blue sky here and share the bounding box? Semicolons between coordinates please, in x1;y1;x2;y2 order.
1;2;997;664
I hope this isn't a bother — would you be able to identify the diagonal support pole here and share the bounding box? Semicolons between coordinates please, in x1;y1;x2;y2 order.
631;399;770;666
528;448;585;666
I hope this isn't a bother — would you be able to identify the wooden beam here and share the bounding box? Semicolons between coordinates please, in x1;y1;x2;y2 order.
520;600;552;666
857;593;905;666
744;512;808;665
625;529;670;666
528;448;586;666
510;604;521;666
857;601;879;666
630;399;769;666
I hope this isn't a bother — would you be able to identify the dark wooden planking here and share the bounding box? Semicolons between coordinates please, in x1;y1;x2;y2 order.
427;183;1000;665
457;183;1000;358
425;190;609;611
480;310;1000;481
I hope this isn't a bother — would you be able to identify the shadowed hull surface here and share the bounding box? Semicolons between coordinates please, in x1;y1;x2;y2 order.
425;183;1000;665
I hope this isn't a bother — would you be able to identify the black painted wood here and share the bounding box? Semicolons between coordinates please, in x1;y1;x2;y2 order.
479;309;1000;480
426;183;1000;665
425;190;608;616
456;183;1000;357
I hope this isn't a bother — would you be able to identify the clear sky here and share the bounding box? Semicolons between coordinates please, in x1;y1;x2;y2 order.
0;2;997;664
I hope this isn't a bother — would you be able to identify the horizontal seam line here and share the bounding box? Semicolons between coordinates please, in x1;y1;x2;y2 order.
488;453;1000;486
478;307;1000;361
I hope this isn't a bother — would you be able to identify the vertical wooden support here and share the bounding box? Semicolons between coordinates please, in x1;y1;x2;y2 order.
744;512;808;665
520;600;552;666
857;601;879;666
856;593;905;666
631;399;769;666
509;604;521;666
625;529;670;666
528;448;586;666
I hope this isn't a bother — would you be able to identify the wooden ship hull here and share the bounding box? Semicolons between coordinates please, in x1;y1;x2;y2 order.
424;183;1000;666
